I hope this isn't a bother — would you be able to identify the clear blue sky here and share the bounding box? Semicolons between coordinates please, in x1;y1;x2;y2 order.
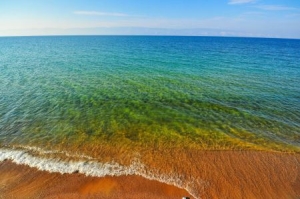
0;0;300;38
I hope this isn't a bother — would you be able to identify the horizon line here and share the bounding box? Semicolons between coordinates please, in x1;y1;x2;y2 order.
0;34;300;40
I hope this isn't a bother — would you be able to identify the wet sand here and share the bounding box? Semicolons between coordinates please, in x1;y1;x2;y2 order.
0;151;299;199
0;160;191;199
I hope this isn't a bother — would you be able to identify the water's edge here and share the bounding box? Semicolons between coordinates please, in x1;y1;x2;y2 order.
0;147;198;199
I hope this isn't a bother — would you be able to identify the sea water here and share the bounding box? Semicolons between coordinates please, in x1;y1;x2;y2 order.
0;36;299;197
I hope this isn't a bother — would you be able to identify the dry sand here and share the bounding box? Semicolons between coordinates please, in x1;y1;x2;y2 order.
0;151;299;199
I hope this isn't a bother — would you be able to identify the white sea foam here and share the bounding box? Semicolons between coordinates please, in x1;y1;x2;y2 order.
0;147;200;199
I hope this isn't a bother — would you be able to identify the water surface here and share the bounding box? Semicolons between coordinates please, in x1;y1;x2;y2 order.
0;36;299;196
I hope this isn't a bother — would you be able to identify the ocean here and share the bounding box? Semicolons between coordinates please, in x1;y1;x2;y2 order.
0;36;299;197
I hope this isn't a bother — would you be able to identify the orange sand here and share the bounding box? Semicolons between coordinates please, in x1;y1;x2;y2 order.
0;151;299;199
0;160;191;199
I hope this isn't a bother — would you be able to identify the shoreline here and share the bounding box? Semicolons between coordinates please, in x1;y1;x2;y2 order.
0;150;299;199
0;160;191;199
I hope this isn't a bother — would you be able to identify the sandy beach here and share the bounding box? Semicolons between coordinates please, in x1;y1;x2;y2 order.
0;160;191;199
1;151;299;199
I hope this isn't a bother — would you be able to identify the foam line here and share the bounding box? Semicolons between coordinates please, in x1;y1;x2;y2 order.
0;147;199;199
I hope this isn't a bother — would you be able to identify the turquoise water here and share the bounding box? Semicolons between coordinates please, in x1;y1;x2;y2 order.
1;36;299;197
1;36;299;153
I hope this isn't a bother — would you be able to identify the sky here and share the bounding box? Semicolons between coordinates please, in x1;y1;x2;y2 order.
0;0;300;38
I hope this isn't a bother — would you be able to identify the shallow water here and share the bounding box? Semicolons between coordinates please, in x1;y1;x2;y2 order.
0;36;300;197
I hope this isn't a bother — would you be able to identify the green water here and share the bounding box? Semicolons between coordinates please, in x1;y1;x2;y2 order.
0;36;299;155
